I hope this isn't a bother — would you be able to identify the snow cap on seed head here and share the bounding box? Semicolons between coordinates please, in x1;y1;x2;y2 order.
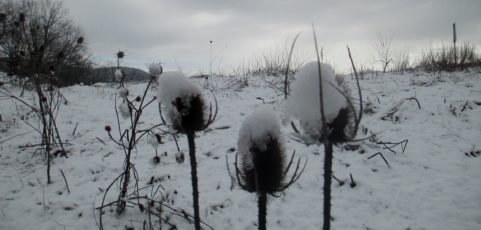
237;105;286;194
285;61;350;140
147;62;163;76
158;71;206;133
114;68;123;82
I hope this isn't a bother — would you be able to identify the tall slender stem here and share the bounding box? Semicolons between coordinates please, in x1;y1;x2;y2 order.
258;192;267;230
187;132;201;230
323;141;333;230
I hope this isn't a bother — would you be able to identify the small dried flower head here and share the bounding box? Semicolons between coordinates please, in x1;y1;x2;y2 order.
105;125;112;132
175;151;185;163
135;96;141;102
118;88;129;99
114;69;123;82
116;51;125;59
41;96;47;102
76;36;84;44
147;62;163;76
147;132;162;149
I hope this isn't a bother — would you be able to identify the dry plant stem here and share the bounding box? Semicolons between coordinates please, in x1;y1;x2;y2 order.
313;25;332;230
187;132;201;230
258;192;267;230
347;46;363;135
116;78;156;214
59;169;71;193
284;33;301;99
36;85;53;184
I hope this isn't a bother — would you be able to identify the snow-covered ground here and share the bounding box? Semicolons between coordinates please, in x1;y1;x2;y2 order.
1;69;481;230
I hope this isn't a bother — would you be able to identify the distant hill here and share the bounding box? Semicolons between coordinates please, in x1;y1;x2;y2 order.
89;66;151;83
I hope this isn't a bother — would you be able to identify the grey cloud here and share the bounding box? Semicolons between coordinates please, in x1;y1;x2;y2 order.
63;0;481;72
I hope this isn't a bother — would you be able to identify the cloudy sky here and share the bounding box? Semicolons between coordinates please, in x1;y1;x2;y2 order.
62;0;481;74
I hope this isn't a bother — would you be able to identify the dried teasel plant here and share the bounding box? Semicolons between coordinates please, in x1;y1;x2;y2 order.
234;106;306;230
158;71;217;230
284;27;363;230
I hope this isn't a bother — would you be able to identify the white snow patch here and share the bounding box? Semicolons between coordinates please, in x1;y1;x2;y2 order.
238;105;282;169
285;61;348;137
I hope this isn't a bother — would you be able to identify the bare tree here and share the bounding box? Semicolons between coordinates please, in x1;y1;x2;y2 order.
0;0;88;80
374;33;394;73
0;0;87;185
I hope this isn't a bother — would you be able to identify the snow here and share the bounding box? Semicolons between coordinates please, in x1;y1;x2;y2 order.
114;68;123;81
238;105;282;169
118;88;129;99
1;70;481;229
285;61;349;138
118;101;131;119
147;62;163;76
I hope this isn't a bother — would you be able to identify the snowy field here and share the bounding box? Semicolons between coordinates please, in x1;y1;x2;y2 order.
1;69;481;230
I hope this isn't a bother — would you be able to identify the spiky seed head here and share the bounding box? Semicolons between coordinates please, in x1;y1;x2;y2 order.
327;107;355;144
240;136;285;194
171;94;206;133
105;125;112;132
155;133;162;144
116;51;125;59
76;36;84;44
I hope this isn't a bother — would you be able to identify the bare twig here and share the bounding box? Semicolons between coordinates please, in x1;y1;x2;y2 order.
59;168;71;193
367;152;391;168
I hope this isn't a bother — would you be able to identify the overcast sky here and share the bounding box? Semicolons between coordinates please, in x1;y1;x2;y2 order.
62;0;481;74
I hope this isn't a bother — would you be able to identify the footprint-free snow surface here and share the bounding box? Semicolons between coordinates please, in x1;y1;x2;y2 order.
1;70;480;229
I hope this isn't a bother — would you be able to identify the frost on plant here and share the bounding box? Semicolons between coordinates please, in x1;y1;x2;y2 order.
285;61;356;143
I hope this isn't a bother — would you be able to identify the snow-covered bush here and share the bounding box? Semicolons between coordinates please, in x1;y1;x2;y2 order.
158;71;217;230
236;106;304;230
